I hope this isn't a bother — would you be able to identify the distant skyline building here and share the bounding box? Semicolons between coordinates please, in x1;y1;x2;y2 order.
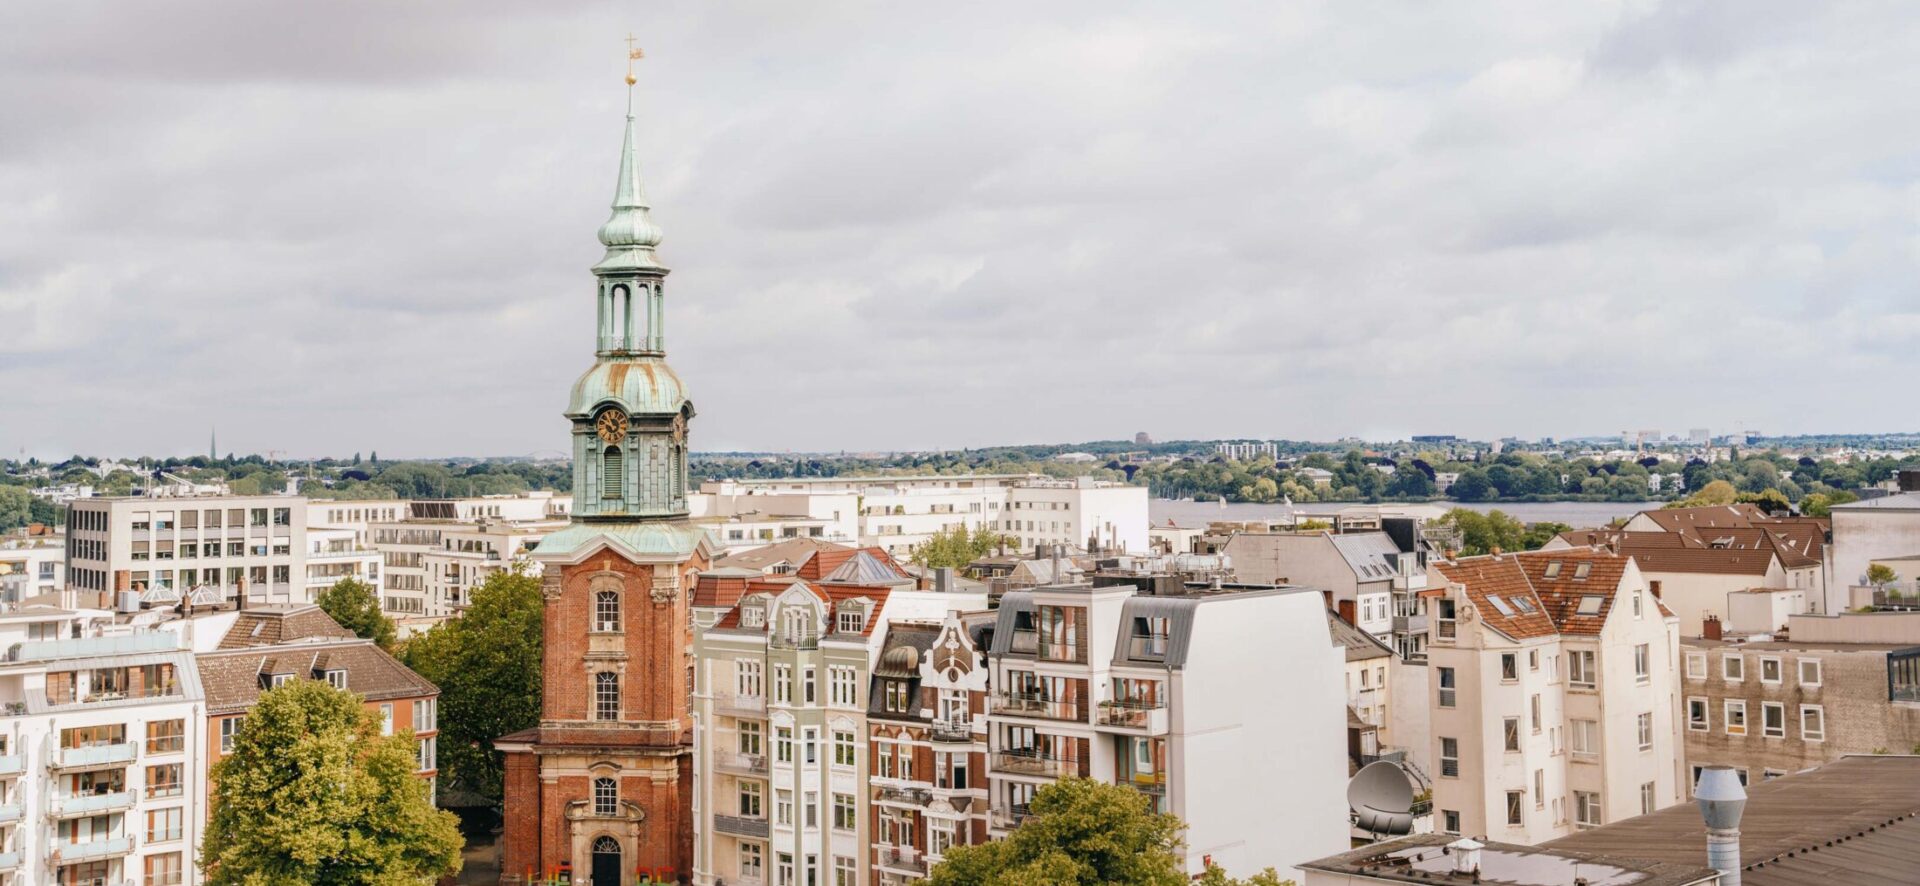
1214;441;1277;461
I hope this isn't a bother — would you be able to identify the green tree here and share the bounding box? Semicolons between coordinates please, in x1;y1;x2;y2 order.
402;569;543;799
1867;563;1897;586
1799;490;1858;517
1450;470;1493;501
1438;508;1527;556
317;577;397;651
1667;479;1738;508
0;486;29;531
202;679;462;885
1194;864;1295;886
1522;521;1573;551
928;778;1186;886
912;524;1012;569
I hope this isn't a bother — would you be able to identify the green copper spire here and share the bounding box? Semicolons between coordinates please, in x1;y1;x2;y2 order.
593;92;666;274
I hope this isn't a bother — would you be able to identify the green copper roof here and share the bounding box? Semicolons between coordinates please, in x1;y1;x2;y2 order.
593;107;667;275
532;521;706;562
567;356;689;417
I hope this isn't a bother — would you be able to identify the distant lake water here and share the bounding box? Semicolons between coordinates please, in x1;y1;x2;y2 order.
1150;499;1662;530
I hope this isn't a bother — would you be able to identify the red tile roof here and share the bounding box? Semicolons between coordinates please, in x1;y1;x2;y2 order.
1434;550;1639;639
1636;504;1769;534
1432;556;1557;640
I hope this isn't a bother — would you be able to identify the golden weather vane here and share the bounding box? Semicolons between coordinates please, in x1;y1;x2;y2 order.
625;34;644;85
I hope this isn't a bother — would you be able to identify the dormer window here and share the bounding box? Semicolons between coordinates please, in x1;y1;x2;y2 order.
270;674;292;689
1576;596;1605;615
783;607;814;644
1573;562;1592;579
1130;616;1170;658
837;607;866;635
741;605;765;629
1544;561;1563;578
325;669;348;690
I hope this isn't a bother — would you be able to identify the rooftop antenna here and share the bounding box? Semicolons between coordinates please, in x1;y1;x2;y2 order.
1697;765;1747;886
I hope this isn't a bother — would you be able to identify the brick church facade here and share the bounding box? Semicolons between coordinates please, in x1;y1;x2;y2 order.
498;85;713;886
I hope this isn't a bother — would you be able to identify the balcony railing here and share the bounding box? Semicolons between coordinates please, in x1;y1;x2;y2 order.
876;785;931;806
51;835;133;862
991;750;1080;778
930;717;973;742
54;742;137;770
990;803;1033;829
1124;772;1167;796
712;814;770;839
876;845;927;875
1393;613;1430;634
714;692;767;716
1125;635;1170;661
989;693;1083;722
769;631;820;650
42;684;184;708
1008;629;1038;655
716;752;768;775
52;790;134;818
1037;641;1085;663
1096;699;1168;732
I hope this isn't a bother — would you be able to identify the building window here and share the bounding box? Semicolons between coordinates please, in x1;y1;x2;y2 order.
1442;810;1461;834
1686;653;1707;679
1506;790;1524;826
414;697;437;733
776;727;793;764
220;716;242;753
1762;702;1785;738
147;807;184;843
829;666;857;707
1798;658;1822;686
417;735;436;772
1760;657;1782;684
1632;591;1643;619
737;659;763;697
1571;719;1598;756
835;855;857;886
1575;791;1602;827
1640;781;1656;815
833;730;855;767
1503;718;1520;752
594;590;620;633
595;671;620;721
1440;737;1459;777
1637;712;1653;749
1724;654;1744;682
1634;644;1650;684
1530;694;1542;733
381;703;394;735
1501;653;1518;681
1569;650;1597;689
803;667;817;704
1801;705;1825;741
1687;697;1709;731
145;852;184;886
774;664;792;705
739;780;763;817
1725;700;1747;736
837;609;866;634
833;792;856;830
147;762;183;798
776;790;793;827
776;852;794;886
1437;667;1456;708
146;719;185;754
741;843;764;881
602;446;624;500
593;776;618;816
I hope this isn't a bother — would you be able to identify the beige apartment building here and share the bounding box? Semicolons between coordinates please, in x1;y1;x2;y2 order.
66;494;309;606
365;494;570;622
1426;549;1685;842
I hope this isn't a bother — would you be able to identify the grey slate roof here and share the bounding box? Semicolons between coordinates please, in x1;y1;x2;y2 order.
1330;532;1405;583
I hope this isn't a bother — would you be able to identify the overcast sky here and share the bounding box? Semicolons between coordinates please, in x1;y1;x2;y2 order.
3;1;1918;459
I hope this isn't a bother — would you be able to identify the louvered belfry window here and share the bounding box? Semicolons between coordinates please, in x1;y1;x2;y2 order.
602;446;623;500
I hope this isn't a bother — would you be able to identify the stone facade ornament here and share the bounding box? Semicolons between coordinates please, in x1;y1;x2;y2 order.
650;570;678;606
541;567;565;601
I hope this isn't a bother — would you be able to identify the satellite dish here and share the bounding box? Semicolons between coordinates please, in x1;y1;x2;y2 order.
1348;760;1416;837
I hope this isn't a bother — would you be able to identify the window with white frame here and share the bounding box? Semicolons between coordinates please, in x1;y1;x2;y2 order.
1724;654;1745;682
1760;656;1782;684
1762;702;1785;738
594;671;620;721
1569;650;1597;688
833;793;856;830
836;607;866;634
1688;697;1709;731
1725;699;1747;736
1571;719;1598;755
1634;644;1650;684
220;716;242;754
1530;694;1542;733
593;776;618;816
739;780;763;817
417;735;436;772
776;727;793;764
776;790;793;826
739;721;763;756
774;664;792;704
594;590;620;633
1437;667;1456;708
1686;653;1707;680
326;669;348;690
1503;718;1520;752
834;855;857;886
1574;791;1602;827
1801;705;1825;741
1506;790;1524;825
1637;712;1653;749
829;666;857;707
1533;769;1545;808
741;843;764;881
1640;781;1655;814
738;659;763;698
1439;737;1459;777
803;667;817;704
413;697;436;733
832;730;855;767
1798;658;1822;686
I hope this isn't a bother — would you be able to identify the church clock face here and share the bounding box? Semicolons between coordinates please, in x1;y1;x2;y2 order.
595;410;629;444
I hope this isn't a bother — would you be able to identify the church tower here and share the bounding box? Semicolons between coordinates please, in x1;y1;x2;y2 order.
499;76;713;886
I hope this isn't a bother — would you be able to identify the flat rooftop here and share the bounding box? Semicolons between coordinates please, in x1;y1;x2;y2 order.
1300;833;1715;886
1546;755;1920;886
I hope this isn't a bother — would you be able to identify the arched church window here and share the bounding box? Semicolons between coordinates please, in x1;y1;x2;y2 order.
594;590;620;633
593;777;618;816
594;671;620;721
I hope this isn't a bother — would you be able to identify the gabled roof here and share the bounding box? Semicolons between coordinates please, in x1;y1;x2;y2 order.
1329;532;1406;583
1635;503;1769;534
1433;556;1557;640
1629;546;1779;576
821;549;914;586
713;538;854;574
218;605;355;650
198;638;436;715
1556;529;1705;551
1327;609;1394;661
1518;550;1629;636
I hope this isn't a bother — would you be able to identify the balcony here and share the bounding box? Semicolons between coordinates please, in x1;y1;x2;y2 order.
1124;635;1171;662
991;750;1080;779
0;851;16;871
768;631;819;651
930;717;973;743
1124;772;1167;797
53;743;136;771
51;835;133;863
715;752;768;776
714;692;767;717
989;693;1083;723
1095;699;1168;734
876;845;927;877
7;633;176;663
1392;613;1429;634
52;790;134;818
0;804;20;825
0;755;22;777
712;814;770;839
990;803;1033;830
876;785;930;807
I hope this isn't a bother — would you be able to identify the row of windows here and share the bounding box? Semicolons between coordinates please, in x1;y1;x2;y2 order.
731;661;864;707
734;783;862;831
127;507;292;530
734;845;863;886
1687;698;1825;740
1686;652;1821;687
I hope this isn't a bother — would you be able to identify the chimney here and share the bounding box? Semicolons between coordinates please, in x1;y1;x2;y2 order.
1900;468;1920;493
1649;579;1663;599
114;570;131;593
1447;837;1483;876
1696;766;1747;886
237;573;248;612
1702;614;1722;641
934;567;953;594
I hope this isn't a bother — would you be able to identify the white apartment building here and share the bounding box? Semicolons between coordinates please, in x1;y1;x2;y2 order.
0;607;206;886
65;494;310;607
688;549;987;886
366;496;569;621
983;581;1347;880
1426;549;1685;844
692;475;1148;560
0;538;65;602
